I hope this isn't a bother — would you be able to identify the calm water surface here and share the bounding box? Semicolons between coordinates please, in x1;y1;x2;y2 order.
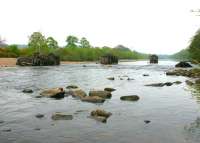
0;60;200;143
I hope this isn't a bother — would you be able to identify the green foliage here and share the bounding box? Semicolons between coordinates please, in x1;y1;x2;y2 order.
0;33;148;61
28;32;48;53
7;45;20;56
66;35;79;48
80;37;91;48
46;37;58;49
0;45;20;57
189;29;200;61
53;46;147;61
171;49;190;60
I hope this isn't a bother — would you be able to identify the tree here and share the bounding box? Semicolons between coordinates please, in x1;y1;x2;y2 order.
66;35;78;48
46;37;58;49
189;29;200;61
80;37;91;48
28;32;47;53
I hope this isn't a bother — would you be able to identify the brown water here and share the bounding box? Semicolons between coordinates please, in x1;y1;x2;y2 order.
0;60;200;143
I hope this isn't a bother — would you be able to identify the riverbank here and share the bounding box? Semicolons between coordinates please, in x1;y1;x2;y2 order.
0;58;95;67
0;58;16;67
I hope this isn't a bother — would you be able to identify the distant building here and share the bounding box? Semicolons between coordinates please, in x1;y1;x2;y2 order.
149;54;158;63
100;53;118;65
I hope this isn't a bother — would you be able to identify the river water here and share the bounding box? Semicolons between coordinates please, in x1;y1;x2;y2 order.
0;60;200;143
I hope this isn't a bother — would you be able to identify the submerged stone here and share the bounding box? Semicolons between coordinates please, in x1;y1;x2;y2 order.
51;112;73;120
81;96;105;103
173;81;182;84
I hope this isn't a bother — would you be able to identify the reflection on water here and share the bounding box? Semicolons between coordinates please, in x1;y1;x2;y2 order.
187;84;200;103
0;60;200;143
185;117;200;142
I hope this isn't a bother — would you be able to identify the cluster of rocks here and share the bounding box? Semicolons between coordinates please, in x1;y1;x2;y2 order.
166;61;200;89
22;84;141;123
166;68;200;78
34;109;111;124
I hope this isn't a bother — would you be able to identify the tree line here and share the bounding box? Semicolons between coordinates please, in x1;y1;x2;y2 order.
0;32;148;61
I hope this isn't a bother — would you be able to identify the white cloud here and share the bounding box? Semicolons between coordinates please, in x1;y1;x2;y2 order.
0;0;200;54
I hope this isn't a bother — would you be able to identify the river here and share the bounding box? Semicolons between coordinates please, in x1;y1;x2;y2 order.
0;60;200;143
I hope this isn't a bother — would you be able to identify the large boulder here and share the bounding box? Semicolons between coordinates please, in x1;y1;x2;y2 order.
16;52;60;66
149;54;158;64
16;57;32;66
100;53;118;65
175;61;192;68
89;90;112;99
40;88;65;99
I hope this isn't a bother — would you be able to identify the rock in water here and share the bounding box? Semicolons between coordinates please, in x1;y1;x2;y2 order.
107;77;115;80
100;53;118;65
81;96;105;103
104;88;116;92
22;89;33;93
0;120;4;124
90;109;112;123
144;120;151;124
66;88;87;98
165;82;173;86
51;112;73;120
35;114;44;119
173;81;182;84
40;88;65;99
149;54;158;64
120;95;140;101
89;90;112;99
175;61;192;68
166;68;200;78
145;82;173;87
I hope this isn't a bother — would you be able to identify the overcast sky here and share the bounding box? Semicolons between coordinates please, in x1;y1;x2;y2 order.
0;0;200;54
